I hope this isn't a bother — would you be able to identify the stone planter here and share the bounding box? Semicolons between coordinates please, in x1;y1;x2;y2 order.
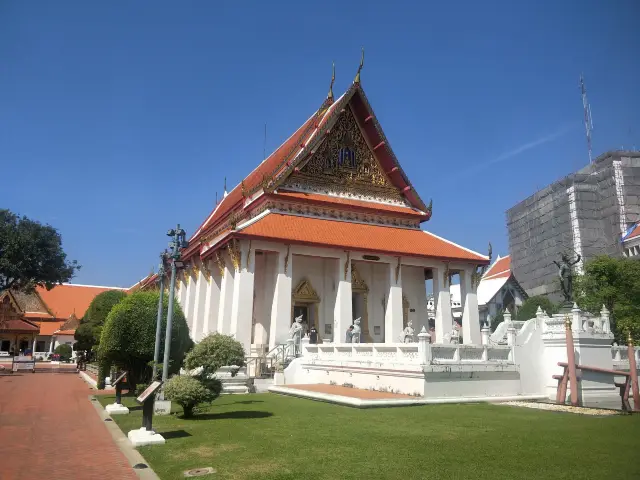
274;372;285;385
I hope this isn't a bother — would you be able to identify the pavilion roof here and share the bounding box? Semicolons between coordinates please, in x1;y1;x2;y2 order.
483;255;511;280
36;284;126;320
235;213;488;263
184;82;430;261
37;321;67;336
0;318;39;333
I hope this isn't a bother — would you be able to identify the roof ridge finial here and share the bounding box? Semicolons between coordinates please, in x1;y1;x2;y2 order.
223;177;228;198
328;62;335;101
354;47;364;84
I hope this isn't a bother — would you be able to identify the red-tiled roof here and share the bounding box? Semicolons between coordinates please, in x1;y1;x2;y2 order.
36;285;125;319
55;329;76;336
484;256;511;280
624;223;640;241
24;312;54;319
237;213;488;263
0;319;39;333
38;321;67;336
272;191;425;217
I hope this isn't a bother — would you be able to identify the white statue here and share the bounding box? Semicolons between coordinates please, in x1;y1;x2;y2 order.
351;318;362;343
289;315;304;353
444;327;460;344
402;320;415;343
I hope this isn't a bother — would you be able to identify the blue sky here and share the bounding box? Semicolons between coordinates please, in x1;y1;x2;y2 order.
1;1;639;287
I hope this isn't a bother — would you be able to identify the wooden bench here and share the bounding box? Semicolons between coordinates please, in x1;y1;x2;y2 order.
555;362;631;411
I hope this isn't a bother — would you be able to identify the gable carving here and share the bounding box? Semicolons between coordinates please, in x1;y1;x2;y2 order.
285;107;402;203
292;279;320;303
351;264;369;292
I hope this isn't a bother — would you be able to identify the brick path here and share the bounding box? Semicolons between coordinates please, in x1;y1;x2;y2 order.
286;383;414;399
0;371;138;480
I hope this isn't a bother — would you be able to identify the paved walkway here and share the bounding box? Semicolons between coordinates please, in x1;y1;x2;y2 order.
286;383;414;399
0;370;138;480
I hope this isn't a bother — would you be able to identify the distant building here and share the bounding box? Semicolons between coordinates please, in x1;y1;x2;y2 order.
622;222;640;258
507;150;640;300
448;255;527;326
0;284;126;358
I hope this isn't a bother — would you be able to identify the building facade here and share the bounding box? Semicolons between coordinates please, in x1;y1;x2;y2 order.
507;150;640;299
167;78;490;355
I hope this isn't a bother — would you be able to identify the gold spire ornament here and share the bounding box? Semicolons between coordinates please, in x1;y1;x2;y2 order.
354;48;364;84
328;62;336;101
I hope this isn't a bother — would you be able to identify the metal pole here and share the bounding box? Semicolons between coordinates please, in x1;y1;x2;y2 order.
161;256;177;385
151;258;165;381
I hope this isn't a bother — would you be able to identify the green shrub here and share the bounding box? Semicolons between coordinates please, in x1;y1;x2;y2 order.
184;333;245;387
97;291;193;392
164;375;218;418
75;290;127;353
516;296;559;321
97;357;111;390
54;344;72;361
135;382;149;397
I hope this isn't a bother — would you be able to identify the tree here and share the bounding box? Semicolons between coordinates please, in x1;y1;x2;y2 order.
575;255;640;343
164;375;217;418
516;296;559;321
0;209;79;293
184;333;245;389
54;344;73;362
75;290;127;353
98;291;193;391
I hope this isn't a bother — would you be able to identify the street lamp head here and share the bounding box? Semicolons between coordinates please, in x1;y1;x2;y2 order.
167;229;176;237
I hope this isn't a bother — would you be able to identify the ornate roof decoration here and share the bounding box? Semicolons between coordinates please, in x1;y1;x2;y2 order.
354;48;364;84
328;62;335;102
292;279;320;303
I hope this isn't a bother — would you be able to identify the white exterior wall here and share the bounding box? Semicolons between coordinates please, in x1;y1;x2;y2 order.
253;252;276;347
202;260;221;337
351;261;388;343
191;261;208;341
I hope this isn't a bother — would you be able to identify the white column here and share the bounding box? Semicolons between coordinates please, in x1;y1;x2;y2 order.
202;260;221;338
385;259;403;343
334;252;353;343
184;270;197;332
217;251;234;335
190;263;206;341
230;240;255;355
50;337;56;353
434;265;453;343
32;338;37;353
269;247;292;350
460;269;481;344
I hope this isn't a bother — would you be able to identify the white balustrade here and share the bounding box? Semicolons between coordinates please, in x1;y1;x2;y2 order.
301;342;513;365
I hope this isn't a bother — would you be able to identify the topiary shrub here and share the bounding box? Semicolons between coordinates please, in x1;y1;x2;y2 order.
75;290;127;354
164;375;217;418
98;291;193;392
184;333;245;387
54;344;72;362
97;357;111;390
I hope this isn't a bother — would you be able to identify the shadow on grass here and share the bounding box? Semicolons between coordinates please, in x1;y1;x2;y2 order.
128;405;143;412
161;430;192;440
230;400;264;405
186;411;274;421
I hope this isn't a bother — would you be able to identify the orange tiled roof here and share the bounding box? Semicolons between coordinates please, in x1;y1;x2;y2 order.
272;191;425;217
55;329;76;336
483;256;511;280
23;311;54;319
38;321;67;336
36;284;125;319
625;223;640;240
237;213;488;262
0;318;39;333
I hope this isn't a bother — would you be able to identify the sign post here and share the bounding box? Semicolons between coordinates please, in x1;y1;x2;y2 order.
127;380;166;447
12;355;35;373
105;371;130;415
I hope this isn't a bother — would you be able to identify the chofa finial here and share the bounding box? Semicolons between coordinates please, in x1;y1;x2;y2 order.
328;62;335;101
354;47;364;84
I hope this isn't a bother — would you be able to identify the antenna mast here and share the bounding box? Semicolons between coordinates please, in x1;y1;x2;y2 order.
580;73;594;163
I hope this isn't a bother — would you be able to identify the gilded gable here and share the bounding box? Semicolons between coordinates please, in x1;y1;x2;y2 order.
284;106;404;204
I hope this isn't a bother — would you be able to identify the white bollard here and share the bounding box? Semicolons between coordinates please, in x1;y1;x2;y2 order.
417;326;431;365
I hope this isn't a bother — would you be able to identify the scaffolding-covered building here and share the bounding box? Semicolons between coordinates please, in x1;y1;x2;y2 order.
507;150;640;300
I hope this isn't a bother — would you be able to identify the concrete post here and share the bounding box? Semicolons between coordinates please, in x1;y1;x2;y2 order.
571;303;581;334
460;269;481;344
334;252;353;344
564;316;580;407
385;259;403;344
627;333;640;412
504;310;512;326
481;325;490;346
433;265;453;343
269;246;293;349
507;326;516;362
417;326;431;365
230;240;255;355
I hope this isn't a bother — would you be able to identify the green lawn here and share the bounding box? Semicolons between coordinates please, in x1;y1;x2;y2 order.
99;393;640;480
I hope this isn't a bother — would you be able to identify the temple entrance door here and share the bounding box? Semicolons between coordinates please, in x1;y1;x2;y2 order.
351;264;371;342
291;279;321;340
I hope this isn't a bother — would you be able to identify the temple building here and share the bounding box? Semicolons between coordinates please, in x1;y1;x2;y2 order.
170;68;490;356
0;284;125;357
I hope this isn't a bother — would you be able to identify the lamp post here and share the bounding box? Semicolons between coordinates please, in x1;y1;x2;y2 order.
152;251;169;381
160;225;188;389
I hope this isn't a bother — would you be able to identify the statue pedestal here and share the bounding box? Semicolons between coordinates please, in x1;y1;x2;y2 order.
105;403;129;415
558;302;574;314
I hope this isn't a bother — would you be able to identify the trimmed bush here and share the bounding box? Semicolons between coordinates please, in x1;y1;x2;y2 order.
98;291;193;391
54;344;72;362
184;333;245;386
75;290;127;354
97;358;111;390
164;375;217;418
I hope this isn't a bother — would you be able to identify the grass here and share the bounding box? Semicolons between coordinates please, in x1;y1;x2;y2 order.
100;393;640;480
